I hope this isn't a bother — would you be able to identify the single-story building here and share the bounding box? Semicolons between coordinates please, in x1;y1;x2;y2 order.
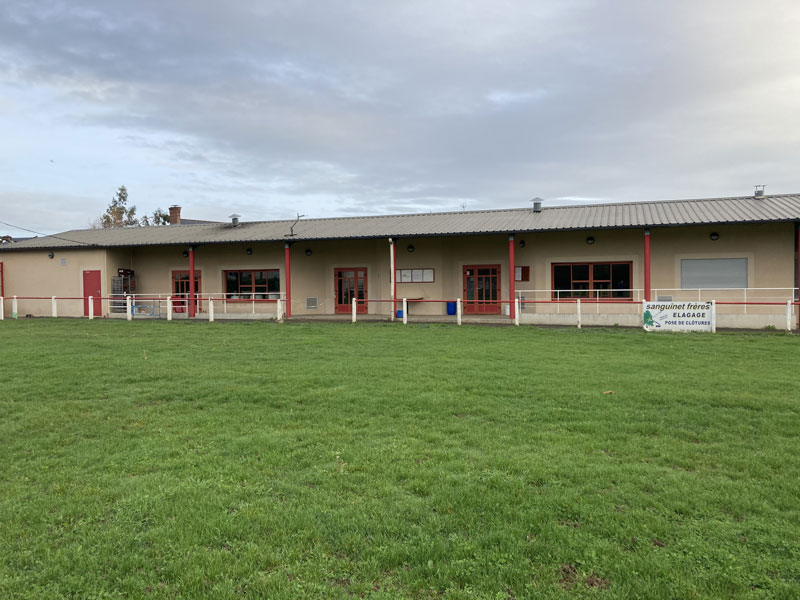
1;192;799;328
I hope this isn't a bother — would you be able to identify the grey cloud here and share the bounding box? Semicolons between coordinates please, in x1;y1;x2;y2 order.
0;0;799;234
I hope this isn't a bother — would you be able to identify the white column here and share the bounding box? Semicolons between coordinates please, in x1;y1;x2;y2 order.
167;296;173;321
576;298;581;329
711;299;716;333
51;296;57;318
352;297;357;323
642;299;647;330
208;298;214;322
126;295;132;321
514;298;520;326
402;298;408;325
88;297;94;320
786;300;792;332
0;297;4;320
12;296;18;319
457;298;462;326
277;298;284;322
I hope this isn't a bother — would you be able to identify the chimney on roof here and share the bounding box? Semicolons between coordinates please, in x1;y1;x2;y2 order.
229;214;241;227
754;185;766;198
531;197;544;213
169;205;181;225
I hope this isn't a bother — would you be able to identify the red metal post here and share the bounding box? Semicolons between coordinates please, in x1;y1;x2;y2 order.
188;246;196;317
391;238;397;318
643;229;651;302
284;242;292;318
509;234;516;319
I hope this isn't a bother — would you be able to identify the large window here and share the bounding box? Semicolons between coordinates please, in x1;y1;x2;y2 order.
681;258;747;289
225;269;280;299
552;262;632;299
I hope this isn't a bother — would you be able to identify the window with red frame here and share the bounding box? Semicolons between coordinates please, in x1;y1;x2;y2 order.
225;269;280;299
552;262;632;299
515;265;530;282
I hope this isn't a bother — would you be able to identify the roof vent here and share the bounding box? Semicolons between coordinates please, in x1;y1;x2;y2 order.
754;185;765;198
229;213;241;227
531;197;544;213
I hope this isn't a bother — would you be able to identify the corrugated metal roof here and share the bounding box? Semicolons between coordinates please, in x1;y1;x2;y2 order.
3;193;800;251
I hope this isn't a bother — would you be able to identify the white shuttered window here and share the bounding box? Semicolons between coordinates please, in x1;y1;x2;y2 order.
680;258;747;289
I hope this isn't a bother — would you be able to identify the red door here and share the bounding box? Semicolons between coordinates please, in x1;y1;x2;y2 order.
172;271;202;313
82;270;102;316
335;268;368;314
463;265;501;314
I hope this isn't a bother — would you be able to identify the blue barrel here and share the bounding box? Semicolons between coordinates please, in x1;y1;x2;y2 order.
446;301;457;315
396;310;404;318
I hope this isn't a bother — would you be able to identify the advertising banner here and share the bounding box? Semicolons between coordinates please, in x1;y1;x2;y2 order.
642;301;714;332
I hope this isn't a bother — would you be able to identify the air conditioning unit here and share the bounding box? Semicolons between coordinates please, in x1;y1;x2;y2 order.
306;297;318;310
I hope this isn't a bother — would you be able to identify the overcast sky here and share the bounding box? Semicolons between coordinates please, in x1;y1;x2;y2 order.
1;1;799;236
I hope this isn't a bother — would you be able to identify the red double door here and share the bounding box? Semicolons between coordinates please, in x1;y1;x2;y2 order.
463;265;501;314
334;268;367;314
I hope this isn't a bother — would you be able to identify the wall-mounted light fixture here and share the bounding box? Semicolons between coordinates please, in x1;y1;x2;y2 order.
709;232;720;241
585;236;595;245
246;248;253;255
519;240;526;248
407;244;415;253
305;248;312;256
48;251;55;259
182;250;189;258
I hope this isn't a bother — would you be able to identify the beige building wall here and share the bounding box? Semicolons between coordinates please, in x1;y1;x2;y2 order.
1;248;108;317
291;238;391;315
129;243;285;315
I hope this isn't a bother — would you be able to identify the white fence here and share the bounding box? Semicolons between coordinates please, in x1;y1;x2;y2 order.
1;288;798;331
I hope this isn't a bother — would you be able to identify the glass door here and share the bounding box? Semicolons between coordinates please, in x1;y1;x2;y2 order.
334;268;368;314
463;265;501;314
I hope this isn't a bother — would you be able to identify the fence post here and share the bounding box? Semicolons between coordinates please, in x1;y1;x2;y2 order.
88;296;94;320
208;298;214;322
51;296;57;318
514;298;520;326
0;297;4;320
786;300;792;332
278;298;284;322
402;298;408;325
352;297;357;323
457;298;462;326
126;295;132;321
12;296;18;319
711;300;716;333
576;298;581;329
167;297;173;321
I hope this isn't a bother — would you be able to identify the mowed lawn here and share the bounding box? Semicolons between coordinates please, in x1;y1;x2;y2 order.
0;321;798;599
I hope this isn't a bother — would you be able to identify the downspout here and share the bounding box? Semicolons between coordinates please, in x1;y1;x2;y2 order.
643;229;651;302
508;234;516;319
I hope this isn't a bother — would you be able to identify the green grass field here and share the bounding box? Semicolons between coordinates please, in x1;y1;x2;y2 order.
0;320;798;599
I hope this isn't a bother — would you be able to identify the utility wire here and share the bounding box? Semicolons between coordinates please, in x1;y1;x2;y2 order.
0;219;96;246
